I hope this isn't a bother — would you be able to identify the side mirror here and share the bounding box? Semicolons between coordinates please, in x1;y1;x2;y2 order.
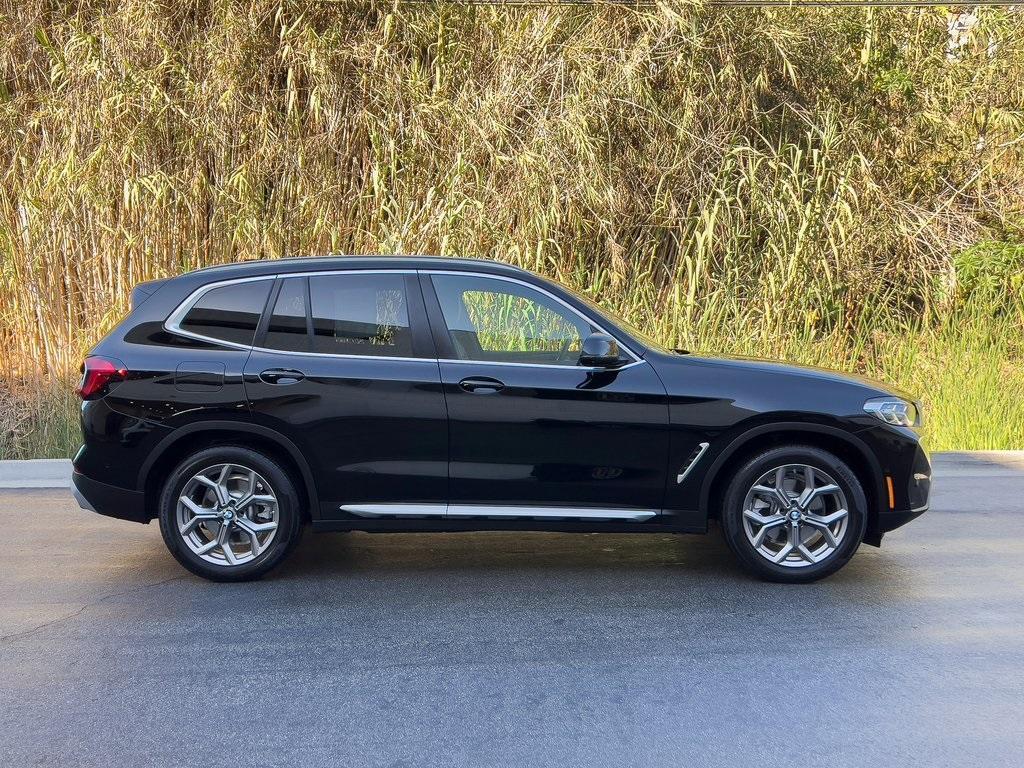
579;332;622;368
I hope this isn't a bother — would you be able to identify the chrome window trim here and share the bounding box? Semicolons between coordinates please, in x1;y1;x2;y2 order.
164;270;420;354
163;275;277;351
163;267;646;370
436;357;645;372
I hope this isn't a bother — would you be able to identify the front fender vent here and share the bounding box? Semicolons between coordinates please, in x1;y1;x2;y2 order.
677;442;710;484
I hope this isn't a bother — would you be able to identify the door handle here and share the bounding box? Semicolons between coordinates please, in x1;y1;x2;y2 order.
459;376;504;394
259;368;305;385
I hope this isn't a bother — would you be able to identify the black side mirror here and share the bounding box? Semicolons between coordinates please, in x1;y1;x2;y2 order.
579;332;622;368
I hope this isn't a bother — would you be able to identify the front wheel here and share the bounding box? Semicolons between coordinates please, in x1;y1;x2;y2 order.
720;445;867;583
158;446;304;581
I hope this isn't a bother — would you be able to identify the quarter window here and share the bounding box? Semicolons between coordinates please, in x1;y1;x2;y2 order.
179;280;271;346
430;274;594;365
309;273;413;357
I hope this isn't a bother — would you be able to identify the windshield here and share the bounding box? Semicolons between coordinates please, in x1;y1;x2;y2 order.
566;287;671;354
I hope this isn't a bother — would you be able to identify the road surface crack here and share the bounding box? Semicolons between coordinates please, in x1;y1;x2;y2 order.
0;575;186;645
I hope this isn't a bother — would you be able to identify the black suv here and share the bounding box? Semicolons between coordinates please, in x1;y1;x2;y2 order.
72;256;930;582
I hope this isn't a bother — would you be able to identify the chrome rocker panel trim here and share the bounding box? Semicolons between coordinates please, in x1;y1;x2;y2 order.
340;504;658;522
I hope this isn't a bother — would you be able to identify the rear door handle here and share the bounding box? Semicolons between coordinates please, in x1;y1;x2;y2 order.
459;376;504;394
259;368;305;385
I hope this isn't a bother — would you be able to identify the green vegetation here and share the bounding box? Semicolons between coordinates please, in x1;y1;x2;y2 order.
1;2;1022;457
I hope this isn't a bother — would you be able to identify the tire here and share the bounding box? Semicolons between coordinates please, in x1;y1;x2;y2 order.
158;445;304;582
719;445;867;583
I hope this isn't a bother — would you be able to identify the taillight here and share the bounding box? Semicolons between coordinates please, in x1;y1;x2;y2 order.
76;356;128;400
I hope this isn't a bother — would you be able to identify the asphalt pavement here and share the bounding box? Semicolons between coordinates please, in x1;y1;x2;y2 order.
1;454;1022;767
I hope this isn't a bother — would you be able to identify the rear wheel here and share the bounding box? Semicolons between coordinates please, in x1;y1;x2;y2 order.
158;446;303;581
720;445;867;583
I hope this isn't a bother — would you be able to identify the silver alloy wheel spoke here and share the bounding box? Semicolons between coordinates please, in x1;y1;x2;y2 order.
743;508;787;547
772;541;794;563
741;463;849;569
797;543;817;563
802;517;839;548
799;483;841;509
195;539;220;556
235;518;277;534
807;508;848;526
751;485;791;509
175;463;280;567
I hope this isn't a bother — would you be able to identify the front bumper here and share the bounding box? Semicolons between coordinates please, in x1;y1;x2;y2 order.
876;503;929;534
864;441;930;544
72;470;150;524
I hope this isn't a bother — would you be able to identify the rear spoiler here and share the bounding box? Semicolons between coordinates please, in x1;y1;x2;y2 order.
129;278;168;310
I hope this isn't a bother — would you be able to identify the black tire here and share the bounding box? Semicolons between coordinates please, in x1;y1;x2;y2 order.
720;445;867;583
158;445;304;582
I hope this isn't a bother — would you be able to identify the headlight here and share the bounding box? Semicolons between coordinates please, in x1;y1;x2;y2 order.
863;396;921;427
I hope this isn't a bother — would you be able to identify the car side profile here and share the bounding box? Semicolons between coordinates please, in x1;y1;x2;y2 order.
72;256;931;583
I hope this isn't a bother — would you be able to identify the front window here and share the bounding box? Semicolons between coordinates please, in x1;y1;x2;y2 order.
567;289;668;353
430;274;595;365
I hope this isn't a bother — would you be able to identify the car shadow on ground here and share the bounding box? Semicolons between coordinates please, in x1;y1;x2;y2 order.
270;526;907;593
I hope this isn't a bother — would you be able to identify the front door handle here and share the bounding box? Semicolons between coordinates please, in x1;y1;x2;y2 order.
259;368;305;385
459;376;504;394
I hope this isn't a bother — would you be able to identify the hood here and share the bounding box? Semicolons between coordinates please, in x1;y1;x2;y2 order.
679;352;916;401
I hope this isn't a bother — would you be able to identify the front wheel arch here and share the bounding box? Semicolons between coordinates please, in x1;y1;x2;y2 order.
700;423;885;542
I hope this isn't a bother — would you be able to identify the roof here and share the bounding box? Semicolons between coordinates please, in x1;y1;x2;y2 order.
188;254;529;280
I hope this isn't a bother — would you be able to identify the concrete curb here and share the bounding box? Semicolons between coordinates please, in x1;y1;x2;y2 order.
1;451;1021;489
0;459;73;488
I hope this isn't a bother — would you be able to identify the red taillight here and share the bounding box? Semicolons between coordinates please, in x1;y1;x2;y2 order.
76;356;128;400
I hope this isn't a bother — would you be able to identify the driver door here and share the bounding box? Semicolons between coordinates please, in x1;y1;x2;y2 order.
421;271;670;518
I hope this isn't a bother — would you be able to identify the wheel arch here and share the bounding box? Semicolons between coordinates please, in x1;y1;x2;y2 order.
700;422;885;543
139;421;319;523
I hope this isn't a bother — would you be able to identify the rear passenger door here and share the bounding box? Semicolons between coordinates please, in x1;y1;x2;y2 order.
243;270;448;520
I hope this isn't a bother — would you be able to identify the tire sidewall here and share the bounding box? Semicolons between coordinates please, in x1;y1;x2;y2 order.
158;446;302;581
721;446;868;583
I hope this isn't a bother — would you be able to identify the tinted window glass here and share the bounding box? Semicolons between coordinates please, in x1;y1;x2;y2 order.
431;275;593;364
179;280;271;346
309;273;412;357
264;278;309;352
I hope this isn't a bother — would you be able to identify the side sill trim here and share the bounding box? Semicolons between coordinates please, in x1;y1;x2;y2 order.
341;503;447;518
447;505;657;522
339;503;658;522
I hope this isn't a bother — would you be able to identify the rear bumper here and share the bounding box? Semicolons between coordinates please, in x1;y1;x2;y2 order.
72;470;149;524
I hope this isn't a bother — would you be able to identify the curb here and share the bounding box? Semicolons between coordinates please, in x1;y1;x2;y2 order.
1;452;1021;489
0;459;73;488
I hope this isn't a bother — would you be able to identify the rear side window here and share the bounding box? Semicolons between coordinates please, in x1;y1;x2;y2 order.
309;273;412;357
264;278;309;352
179;280;271;346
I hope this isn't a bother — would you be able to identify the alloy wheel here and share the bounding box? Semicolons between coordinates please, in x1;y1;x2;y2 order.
176;463;279;566
741;463;849;568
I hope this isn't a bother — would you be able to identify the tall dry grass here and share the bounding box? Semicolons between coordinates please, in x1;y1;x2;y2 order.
1;1;1023;454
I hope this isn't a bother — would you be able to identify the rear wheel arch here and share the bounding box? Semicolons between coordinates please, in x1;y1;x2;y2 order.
700;422;884;538
140;421;318;523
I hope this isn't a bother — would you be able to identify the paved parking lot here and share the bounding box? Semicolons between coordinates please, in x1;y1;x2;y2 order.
1;455;1022;767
